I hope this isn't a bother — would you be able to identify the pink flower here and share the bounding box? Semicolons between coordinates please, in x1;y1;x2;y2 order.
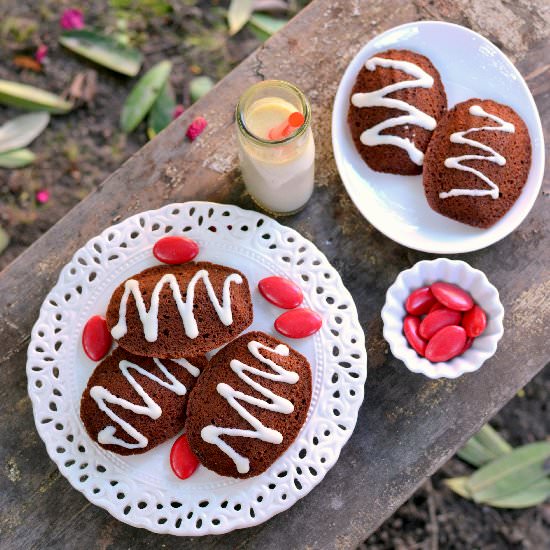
172;105;185;120
186;116;207;141
36;189;50;204
60;9;84;30
35;44;48;63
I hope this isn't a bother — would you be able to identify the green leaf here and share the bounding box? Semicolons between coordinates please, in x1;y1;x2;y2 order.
120;60;172;133
0;80;73;113
228;0;253;35
444;476;471;499
0;112;50;154
474;424;513;457
60;30;143;77
0;227;9;256
467;442;550;503
147;82;176;136
0;148;36;168
484;478;550;509
457;437;500;468
190;76;214;103
248;13;287;36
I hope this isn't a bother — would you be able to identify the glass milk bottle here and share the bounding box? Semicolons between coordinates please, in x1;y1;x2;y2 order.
236;80;315;215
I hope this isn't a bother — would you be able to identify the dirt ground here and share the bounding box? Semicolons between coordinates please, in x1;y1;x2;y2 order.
0;2;548;548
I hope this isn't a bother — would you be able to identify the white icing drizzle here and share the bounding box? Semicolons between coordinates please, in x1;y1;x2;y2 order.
201;340;299;474
90;357;198;450
111;269;243;342
351;56;437;165
439;105;515;200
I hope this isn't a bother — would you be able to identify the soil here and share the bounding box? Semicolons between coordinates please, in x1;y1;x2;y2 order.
0;2;548;548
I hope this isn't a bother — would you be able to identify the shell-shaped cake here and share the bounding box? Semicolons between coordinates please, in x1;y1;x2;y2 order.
423;98;532;228
106;262;253;358
348;48;447;175
80;347;207;455
185;331;312;478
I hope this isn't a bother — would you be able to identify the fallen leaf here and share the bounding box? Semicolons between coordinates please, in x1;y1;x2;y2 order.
13;55;42;72
228;0;253;35
252;0;288;12
190;76;214;103
0;227;9;256
0;148;36;168
120;60;172;133
0;112;50;154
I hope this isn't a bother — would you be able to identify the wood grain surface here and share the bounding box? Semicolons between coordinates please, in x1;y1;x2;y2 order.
0;0;549;548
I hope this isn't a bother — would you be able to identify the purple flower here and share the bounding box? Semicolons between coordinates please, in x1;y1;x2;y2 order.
36;189;50;204
35;44;48;63
172;105;185;120
60;9;84;30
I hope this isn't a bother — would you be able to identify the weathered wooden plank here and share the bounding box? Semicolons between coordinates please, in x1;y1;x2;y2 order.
0;0;548;548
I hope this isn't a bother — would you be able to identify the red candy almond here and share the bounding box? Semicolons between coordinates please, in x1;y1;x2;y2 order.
425;325;467;363
403;315;427;356
170;434;200;480
428;302;444;314
430;282;474;311
82;315;112;361
419;308;462;340
462;305;487;338
274;308;322;338
153;236;199;265
405;286;436;316
258;276;303;309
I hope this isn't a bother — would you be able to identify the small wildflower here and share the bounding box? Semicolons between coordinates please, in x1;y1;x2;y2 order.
36;189;50;204
172;105;185;120
186;116;207;141
60;9;84;30
35;44;48;64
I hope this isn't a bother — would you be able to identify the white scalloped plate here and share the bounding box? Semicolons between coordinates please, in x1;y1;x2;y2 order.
26;202;366;536
332;21;545;253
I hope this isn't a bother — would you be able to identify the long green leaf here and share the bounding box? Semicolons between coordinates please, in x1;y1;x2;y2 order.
458;437;500;468
484;478;550;509
147;82;176;137
0;227;9;255
444;476;471;499
0;148;36;168
60;30;143;76
228;0;253;35
248;13;287;36
0;112;50;154
467;442;550;503
120;60;172;133
0;80;73;114
474;424;513;456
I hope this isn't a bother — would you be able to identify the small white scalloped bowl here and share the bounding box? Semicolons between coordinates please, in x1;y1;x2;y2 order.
381;258;504;379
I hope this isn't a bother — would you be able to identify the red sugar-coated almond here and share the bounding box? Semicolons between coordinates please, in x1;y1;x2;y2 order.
170;434;200;480
82;315;112;361
425;325;467;363
430;282;474;311
405;286;436;316
274;308;322;338
258;276;303;309
419;308;462;340
462;305;487;338
153;236;199;265
403;315;426;356
428;302;444;314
